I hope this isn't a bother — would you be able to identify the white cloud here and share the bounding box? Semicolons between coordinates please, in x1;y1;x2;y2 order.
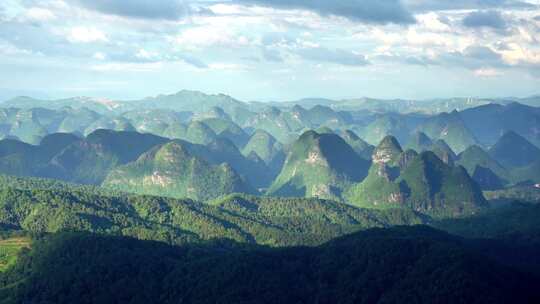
0;41;32;56
406;29;452;47
90;62;162;72
175;26;251;49
416;12;451;31
209;4;247;15
135;49;159;60
1;0;540;98
68;27;108;43
207;63;251;70
25;7;56;21
93;52;106;60
499;42;540;65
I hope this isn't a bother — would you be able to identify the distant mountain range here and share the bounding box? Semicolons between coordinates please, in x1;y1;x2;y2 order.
2;93;540;150
4;90;540;115
2;127;537;218
0;91;538;216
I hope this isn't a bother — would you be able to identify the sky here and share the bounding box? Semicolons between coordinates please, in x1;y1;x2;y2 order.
0;0;540;101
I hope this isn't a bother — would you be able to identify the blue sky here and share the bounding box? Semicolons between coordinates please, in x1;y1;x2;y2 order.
1;0;540;101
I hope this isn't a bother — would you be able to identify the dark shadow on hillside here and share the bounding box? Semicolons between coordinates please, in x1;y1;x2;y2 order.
1;225;540;304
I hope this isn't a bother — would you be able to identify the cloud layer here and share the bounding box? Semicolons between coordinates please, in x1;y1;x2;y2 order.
0;0;539;100
237;0;416;24
462;10;507;30
75;0;190;20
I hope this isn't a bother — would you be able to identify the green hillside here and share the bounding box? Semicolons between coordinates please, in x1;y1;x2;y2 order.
84;117;136;135
489;131;540;168
183;121;218;145
0;226;538;304
457;145;510;189
8;118;47;144
359;114;411;145
243;106;305;143
417;110;478;153
57;107;100;134
242;129;286;175
268;131;370;200
406;131;433;151
198;118;249;147
430;139;457;165
340;130;374;160
346;137;487;218
460;102;540;147
133;90;246;115
103;141;255;201
42;130;168;184
123;109;187;136
0;184;424;247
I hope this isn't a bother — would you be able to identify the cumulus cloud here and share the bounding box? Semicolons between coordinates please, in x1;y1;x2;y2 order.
67;27;108;43
175;26;251;50
1;0;540;97
462;10;507;30
24;7;56;21
235;0;416;24
74;0;189;20
93;52;106;60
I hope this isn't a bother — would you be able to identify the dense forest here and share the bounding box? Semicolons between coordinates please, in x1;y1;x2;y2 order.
1;225;539;304
0;173;539;303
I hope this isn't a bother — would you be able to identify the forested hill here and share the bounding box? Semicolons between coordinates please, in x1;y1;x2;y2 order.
0;226;538;304
0;182;424;247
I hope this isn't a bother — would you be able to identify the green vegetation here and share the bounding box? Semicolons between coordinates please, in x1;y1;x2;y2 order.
199;118;249;147
43;130;168;184
359;114;411;145
103;141;256;201
183;121;218;145
242;106;300;143
0;94;539;303
242;129;285;176
433;202;540;239
487;131;540;183
0;237;30;272
484;186;540;205
371;135;403;166
0;182;425;247
416;110;478;153
430;139;457;165
340;129;374;160
457;145;510;189
346;149;487;218
460;102;540;147
405;131;433;152
489;131;540;168
268;131;369;200
0;226;538;304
